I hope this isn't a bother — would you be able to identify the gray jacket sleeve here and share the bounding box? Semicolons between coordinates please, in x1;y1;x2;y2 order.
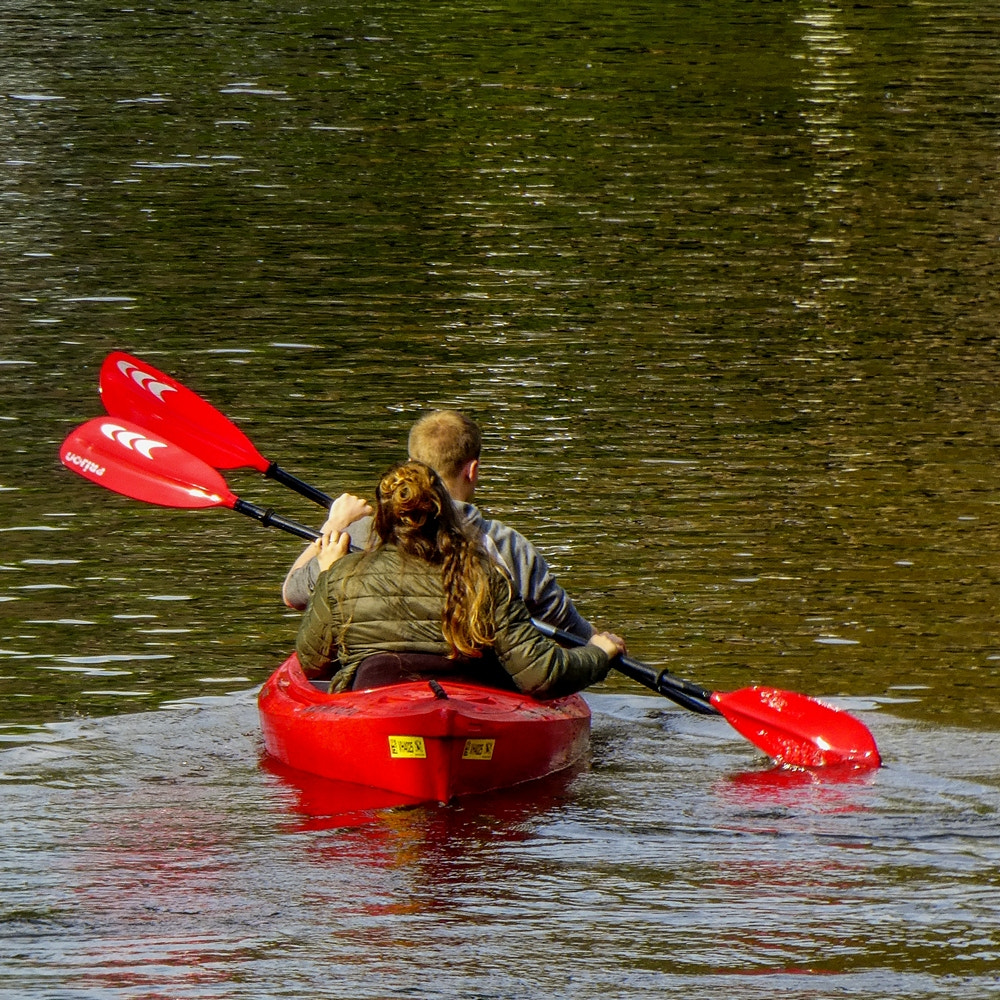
476;513;594;640
283;557;322;611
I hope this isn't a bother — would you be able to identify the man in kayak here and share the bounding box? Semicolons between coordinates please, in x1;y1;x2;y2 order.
281;410;595;639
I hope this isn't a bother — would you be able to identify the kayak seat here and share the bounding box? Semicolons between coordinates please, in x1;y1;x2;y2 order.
351;652;517;692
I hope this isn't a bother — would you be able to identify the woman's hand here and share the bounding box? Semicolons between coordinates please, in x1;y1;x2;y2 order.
315;527;351;572
316;493;371;570
283;493;371;603
588;631;627;659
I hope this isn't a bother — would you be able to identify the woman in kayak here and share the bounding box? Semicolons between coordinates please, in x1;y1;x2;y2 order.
296;460;625;695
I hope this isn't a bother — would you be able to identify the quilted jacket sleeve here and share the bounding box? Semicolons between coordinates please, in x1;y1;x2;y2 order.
295;568;340;677
488;571;611;698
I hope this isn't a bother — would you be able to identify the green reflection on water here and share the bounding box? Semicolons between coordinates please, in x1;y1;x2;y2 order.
1;0;998;730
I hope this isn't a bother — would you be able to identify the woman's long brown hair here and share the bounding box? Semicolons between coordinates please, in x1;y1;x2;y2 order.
372;461;498;657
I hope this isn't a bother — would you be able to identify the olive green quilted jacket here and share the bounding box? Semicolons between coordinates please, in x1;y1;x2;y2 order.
295;545;610;697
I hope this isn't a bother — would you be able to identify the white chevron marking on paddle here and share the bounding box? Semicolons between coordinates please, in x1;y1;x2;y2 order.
117;360;178;402
100;422;168;460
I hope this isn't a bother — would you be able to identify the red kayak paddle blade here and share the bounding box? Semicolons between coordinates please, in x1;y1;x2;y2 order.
711;686;881;769
99;351;269;472
60;417;238;510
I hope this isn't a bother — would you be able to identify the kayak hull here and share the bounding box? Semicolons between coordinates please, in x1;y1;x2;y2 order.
258;654;591;803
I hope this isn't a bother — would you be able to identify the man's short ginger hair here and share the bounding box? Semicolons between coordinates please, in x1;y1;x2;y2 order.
407;410;482;481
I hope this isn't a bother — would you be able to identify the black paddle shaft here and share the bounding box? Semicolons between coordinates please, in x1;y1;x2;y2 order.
233;499;322;542
531;619;721;717
264;462;335;509
228;502;719;715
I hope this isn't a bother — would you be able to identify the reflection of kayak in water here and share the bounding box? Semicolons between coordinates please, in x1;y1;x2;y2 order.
258;654;591;805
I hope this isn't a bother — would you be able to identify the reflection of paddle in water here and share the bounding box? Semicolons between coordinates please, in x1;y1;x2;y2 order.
715;761;879;816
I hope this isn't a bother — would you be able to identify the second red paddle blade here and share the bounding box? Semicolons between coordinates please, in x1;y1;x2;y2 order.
100;351;269;472
711;686;881;769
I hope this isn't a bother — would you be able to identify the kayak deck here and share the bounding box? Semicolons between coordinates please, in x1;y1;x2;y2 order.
258;654;591;803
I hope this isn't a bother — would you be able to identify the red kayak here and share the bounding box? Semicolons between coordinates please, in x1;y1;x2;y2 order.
257;654;591;804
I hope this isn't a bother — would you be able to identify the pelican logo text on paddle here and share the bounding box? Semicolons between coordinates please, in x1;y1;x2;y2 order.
62;451;106;477
100;422;168;460
116;360;177;402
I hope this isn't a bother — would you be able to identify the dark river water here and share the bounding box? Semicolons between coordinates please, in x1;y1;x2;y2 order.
2;1;999;996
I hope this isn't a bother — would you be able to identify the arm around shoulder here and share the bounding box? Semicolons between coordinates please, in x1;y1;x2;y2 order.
282;495;372;609
283;548;321;609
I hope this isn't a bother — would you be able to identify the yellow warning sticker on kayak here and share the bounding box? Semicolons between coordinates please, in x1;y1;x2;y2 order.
388;736;426;759
462;739;495;761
